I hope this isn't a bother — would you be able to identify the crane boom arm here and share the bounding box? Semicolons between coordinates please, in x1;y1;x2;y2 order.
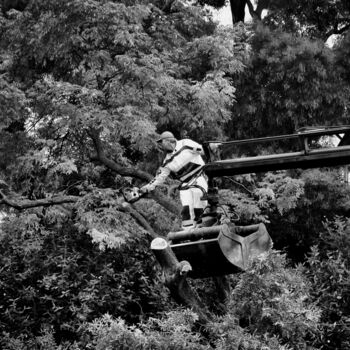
203;126;350;178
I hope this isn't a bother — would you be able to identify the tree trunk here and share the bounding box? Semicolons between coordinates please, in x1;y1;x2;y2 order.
213;275;230;311
229;0;246;23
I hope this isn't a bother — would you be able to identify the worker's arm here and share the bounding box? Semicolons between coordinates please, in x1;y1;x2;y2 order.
140;167;171;193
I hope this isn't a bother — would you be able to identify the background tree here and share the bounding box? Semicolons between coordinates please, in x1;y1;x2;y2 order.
264;0;350;41
227;25;349;141
1;0;350;349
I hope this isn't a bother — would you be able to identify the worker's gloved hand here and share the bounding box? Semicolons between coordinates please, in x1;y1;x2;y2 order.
139;186;149;195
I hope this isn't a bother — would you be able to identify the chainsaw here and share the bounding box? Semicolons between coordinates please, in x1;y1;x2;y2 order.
122;187;143;203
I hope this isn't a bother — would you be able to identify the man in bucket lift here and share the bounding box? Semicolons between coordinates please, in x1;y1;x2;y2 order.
140;131;208;230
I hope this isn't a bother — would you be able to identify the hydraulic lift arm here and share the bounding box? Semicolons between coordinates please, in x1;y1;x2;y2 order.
203;125;350;178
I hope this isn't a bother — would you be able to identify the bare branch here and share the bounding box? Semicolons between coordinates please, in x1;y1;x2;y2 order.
223;176;253;195
0;190;78;210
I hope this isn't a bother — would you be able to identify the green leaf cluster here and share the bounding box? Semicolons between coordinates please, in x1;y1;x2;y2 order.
306;216;350;348
0;212;171;346
227;251;321;349
230;25;349;140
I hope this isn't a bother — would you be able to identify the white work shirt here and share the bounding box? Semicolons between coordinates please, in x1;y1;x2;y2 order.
162;139;204;177
144;139;205;192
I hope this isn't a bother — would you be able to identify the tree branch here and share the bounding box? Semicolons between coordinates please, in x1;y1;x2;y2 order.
88;128;153;182
0;190;165;239
246;0;264;21
151;237;210;325
147;192;180;216
120;202;158;239
246;0;256;19
223;176;253;195
0;190;78;210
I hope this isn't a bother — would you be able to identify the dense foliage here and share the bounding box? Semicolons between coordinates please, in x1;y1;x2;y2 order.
230;25;348;139
1;0;350;349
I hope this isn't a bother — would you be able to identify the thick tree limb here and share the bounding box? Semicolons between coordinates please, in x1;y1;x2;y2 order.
89;128;153;182
128;207;212;325
120;202;158;239
145;192;180;216
151;237;210;324
0;190;159;236
0;189;164;241
0;190;78;210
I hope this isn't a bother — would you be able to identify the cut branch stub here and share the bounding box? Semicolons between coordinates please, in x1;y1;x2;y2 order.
151;237;188;272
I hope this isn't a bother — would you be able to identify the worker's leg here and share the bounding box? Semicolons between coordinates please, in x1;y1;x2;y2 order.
192;176;208;224
179;188;195;229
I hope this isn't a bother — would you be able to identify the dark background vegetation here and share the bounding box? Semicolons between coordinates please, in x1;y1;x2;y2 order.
1;0;350;348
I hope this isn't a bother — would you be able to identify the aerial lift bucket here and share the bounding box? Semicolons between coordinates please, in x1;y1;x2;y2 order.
166;223;272;279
